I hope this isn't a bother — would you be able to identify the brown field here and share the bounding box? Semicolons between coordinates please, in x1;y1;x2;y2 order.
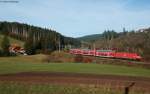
0;72;150;91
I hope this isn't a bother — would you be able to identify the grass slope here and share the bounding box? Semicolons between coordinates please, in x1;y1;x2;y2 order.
0;34;24;48
0;55;150;77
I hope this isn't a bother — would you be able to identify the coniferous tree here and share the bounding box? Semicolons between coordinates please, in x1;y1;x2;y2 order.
0;21;81;54
24;39;35;55
24;30;35;55
1;35;10;56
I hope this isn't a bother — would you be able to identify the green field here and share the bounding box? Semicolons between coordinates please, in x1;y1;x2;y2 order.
0;55;150;77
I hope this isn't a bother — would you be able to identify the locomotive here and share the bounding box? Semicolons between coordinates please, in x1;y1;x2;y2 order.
69;49;142;60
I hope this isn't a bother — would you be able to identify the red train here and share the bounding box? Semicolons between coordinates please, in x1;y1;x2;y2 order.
70;49;142;60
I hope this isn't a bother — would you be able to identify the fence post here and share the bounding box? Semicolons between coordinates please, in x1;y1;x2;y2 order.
124;82;135;94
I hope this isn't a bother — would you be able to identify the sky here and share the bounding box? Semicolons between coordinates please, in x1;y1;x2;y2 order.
0;0;150;37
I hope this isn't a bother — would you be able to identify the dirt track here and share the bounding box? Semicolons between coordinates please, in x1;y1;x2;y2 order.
0;72;150;90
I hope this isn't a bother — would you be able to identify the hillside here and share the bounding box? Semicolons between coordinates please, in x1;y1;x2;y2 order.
0;34;24;49
77;34;103;42
80;28;150;61
0;21;81;54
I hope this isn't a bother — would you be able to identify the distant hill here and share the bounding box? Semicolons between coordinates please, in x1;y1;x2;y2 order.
77;34;103;42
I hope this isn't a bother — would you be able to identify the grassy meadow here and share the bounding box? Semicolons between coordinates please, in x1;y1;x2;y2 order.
0;54;150;77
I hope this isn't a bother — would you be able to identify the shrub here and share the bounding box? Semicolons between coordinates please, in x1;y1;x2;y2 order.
74;55;83;63
83;57;93;63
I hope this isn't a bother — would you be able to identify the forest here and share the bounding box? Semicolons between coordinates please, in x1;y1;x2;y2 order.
0;21;81;55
